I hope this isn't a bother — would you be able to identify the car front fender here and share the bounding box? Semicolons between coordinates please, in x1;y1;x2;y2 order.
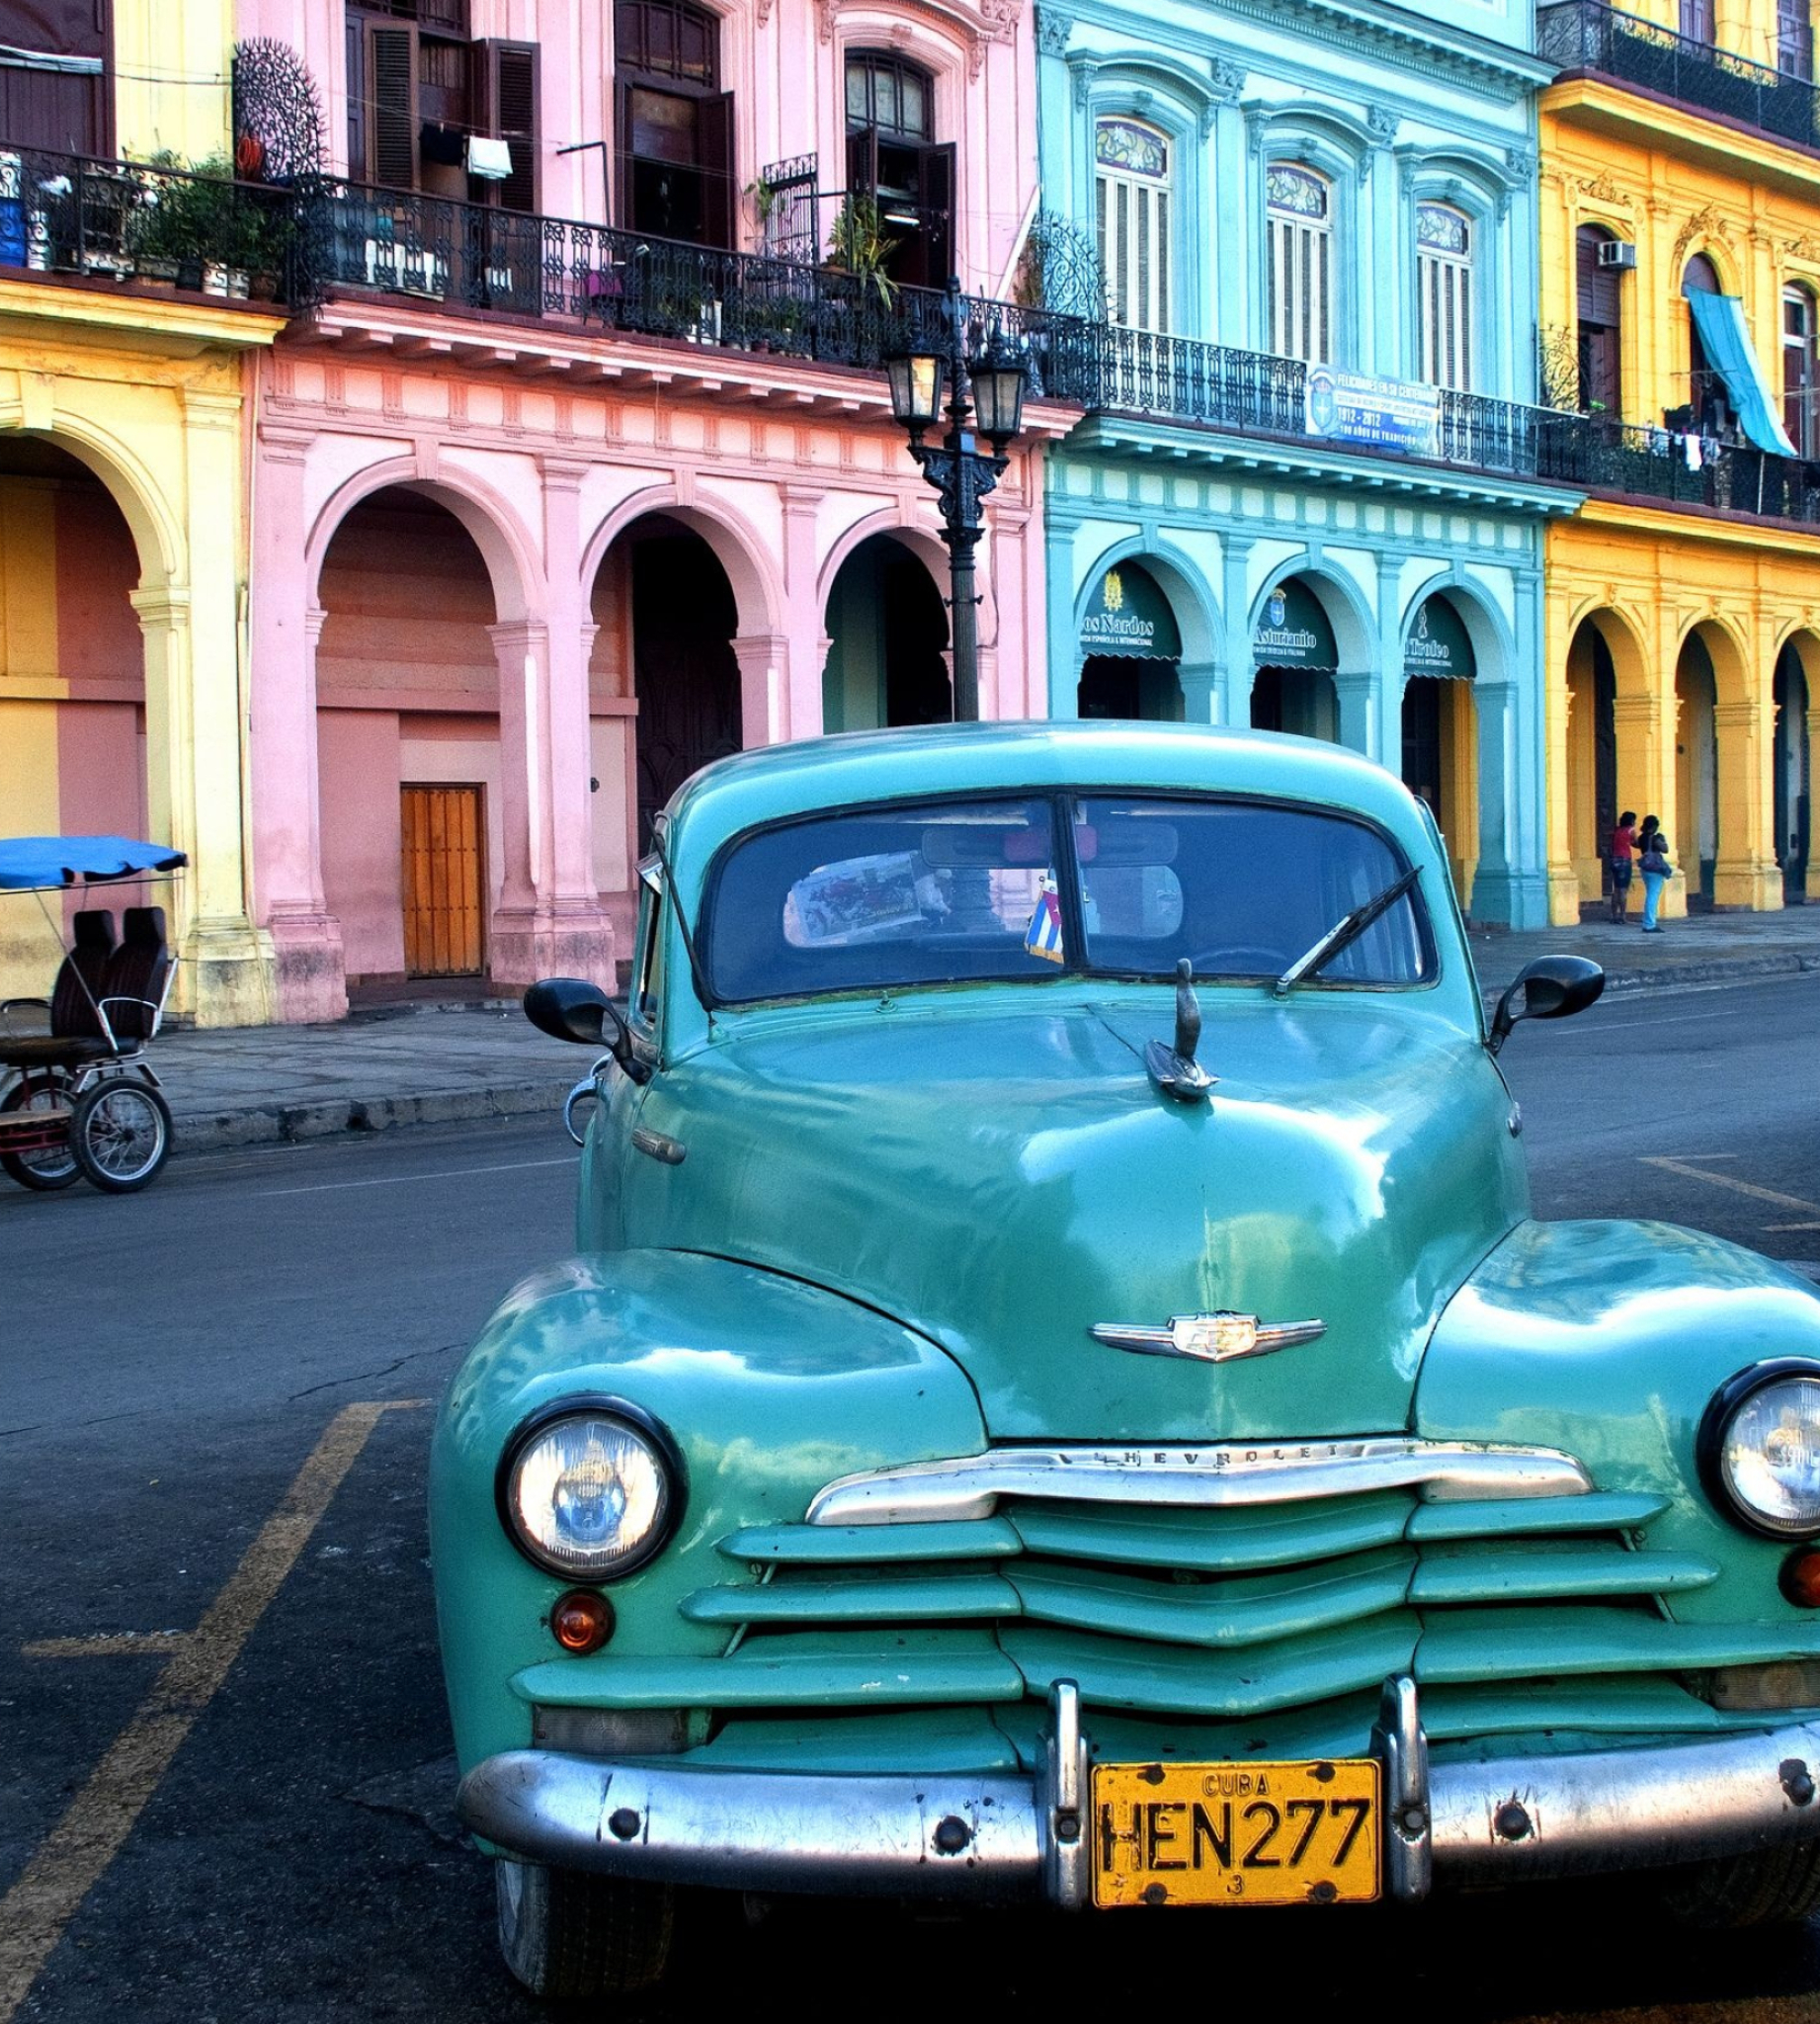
430;1248;985;1773
1417;1218;1820;1622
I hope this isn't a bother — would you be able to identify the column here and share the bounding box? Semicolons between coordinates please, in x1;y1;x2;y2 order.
1178;661;1221;724
732;632;787;748
1712;698;1783;910
1044;516;1080;719
152;385;275;1027
1466;678;1518;926
780;486;824;742
1613;688;1683;918
487;616;552;985
1475;569;1550;931
538;461;616;983
1335;672;1378;762
252;425;346;1022
1220;537;1254;724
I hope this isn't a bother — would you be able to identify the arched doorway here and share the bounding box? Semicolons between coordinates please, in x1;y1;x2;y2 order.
1077;560;1185;718
1400;593;1478;904
1565;617;1619;910
590;514;741;856
1250;577;1339;739
1776;641;1812;901
0;437;146;996
823;534;951;729
1675;630;1719;909
315;487;502;987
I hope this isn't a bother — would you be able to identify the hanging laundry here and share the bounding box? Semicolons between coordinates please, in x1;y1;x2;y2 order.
466;136;514;180
1685;433;1702;471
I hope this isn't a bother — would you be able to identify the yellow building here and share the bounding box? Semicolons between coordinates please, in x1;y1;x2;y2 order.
1539;0;1820;920
0;2;283;1023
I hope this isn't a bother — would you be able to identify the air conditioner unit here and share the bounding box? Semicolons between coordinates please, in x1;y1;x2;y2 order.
1597;240;1638;270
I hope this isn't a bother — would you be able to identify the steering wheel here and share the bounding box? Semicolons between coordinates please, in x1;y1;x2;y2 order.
1179;946;1286;977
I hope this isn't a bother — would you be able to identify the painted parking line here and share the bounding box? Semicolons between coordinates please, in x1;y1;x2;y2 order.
252;1154;574;1201
1639;1156;1820;1218
0;1399;427;2024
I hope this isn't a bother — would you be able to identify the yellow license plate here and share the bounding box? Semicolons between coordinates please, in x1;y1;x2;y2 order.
1091;1758;1380;1908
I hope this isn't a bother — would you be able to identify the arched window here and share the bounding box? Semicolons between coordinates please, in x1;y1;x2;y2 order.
1417;204;1472;390
616;0;731;248
1575;223;1622;417
846;49;951;289
1268;164;1332;364
1683;253;1724;433
1095;118;1172;332
1785;283;1818;456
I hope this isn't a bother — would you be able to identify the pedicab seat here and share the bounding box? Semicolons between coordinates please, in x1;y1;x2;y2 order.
0;908;116;1066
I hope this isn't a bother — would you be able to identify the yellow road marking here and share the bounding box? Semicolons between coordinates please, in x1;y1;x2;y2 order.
0;1398;428;2024
1640;1157;1820;1218
22;1633;188;1659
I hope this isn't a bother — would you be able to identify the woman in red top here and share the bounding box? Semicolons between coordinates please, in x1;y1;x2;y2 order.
1610;809;1637;923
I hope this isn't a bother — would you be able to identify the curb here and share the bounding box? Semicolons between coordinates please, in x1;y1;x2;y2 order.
171;1076;576;1154
163;949;1818;1158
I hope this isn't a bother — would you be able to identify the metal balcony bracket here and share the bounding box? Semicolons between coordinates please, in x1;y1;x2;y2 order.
1372;1673;1433;1901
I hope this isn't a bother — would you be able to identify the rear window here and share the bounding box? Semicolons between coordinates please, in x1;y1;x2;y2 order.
704;793;1432;1003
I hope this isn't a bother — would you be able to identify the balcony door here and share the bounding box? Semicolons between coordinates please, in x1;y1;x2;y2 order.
1786;284;1819;456
615;0;733;249
1268;164;1332;365
1575;224;1622;418
845;49;952;291
0;0;109;154
1095;119;1171;332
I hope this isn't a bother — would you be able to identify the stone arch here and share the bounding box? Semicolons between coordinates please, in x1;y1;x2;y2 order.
1563;601;1651;911
1249;555;1373;677
816;509;949;614
1071;535;1217;724
581;482;782;640
1774;627;1816;898
1678;615;1757;908
306;456;539;624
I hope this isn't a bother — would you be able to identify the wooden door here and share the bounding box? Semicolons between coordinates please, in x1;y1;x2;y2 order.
401;784;486;977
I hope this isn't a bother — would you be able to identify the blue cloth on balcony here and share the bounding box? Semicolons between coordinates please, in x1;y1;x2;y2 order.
1686;289;1799;457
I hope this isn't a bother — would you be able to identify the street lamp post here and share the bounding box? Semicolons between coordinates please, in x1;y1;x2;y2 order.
885;277;1028;723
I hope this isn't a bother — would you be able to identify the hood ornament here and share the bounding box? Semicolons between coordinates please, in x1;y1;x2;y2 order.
1091;1312;1326;1364
1145;958;1215;1103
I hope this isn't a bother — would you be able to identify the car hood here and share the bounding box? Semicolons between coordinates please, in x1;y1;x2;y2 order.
611;991;1528;1444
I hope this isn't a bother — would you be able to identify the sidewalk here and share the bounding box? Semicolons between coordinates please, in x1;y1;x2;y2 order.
152;906;1820;1154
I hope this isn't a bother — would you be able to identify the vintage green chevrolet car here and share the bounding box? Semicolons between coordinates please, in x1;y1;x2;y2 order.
432;720;1820;1996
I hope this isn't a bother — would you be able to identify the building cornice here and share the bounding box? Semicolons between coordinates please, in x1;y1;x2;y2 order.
1543;74;1820;201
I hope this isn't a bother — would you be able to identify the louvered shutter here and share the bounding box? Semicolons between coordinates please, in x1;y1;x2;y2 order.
845;126;876;204
474;40;538;212
916;139;954;290
365;21;419;190
697;90;733;249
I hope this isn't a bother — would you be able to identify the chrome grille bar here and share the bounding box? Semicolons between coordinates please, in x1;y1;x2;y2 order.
805;1438;1592;1527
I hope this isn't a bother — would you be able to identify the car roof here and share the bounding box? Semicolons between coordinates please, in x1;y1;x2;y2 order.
662;720;1431;899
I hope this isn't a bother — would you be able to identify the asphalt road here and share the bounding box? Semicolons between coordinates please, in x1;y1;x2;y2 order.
3;970;1819;2024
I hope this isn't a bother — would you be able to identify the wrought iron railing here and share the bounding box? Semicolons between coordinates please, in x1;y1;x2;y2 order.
1559;417;1820;520
1538;0;1820;149
0;145;296;299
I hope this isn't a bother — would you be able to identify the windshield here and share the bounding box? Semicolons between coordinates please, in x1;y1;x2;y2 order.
705;794;1433;1004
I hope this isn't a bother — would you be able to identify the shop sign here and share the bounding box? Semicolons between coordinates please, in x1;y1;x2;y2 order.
1081;562;1182;660
1305;365;1441;457
1403;597;1475;681
1253;579;1337;670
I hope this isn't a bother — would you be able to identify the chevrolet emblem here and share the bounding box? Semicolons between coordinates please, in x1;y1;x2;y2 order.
1089;1312;1326;1364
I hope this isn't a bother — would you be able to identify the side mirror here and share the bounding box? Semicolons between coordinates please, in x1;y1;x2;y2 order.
523;977;649;1083
1487;955;1605;1055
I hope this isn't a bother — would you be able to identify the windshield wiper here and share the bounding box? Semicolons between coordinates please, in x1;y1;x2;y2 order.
1272;866;1422;999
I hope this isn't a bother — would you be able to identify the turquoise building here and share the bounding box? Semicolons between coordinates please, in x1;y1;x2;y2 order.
1034;0;1579;927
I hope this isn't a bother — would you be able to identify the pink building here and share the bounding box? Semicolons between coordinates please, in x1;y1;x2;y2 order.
238;0;1054;1020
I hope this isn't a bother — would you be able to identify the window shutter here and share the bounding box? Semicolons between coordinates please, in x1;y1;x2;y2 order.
698;89;733;249
845;126;876;201
365;20;419;190
474;39;538;211
346;10;366;181
918;139;954;289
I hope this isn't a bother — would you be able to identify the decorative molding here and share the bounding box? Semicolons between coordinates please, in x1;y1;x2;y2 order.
815;0;839;44
1190;0;1543;103
1243;100;1272;160
1034;4;1071;54
1366;104;1399;144
1210;56;1246;103
979;0;1023;41
1573;170;1631;212
755;0;774;25
1505;143;1536;184
1068;51;1098;108
1673;203;1736;274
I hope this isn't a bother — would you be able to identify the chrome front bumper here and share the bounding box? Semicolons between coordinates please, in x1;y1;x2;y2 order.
456;1678;1820;1903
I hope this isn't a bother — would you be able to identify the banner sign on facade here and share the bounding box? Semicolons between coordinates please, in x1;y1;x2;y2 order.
1403;596;1475;681
1080;562;1182;660
1253;578;1338;670
1305;364;1441;458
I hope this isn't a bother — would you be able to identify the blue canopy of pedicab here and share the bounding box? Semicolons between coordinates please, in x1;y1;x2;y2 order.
0;836;187;891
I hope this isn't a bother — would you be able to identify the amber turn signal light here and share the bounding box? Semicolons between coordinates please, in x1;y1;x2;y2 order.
1781;1549;1820;1609
550;1588;616;1653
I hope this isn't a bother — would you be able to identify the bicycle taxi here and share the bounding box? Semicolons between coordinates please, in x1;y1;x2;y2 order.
0;835;185;1194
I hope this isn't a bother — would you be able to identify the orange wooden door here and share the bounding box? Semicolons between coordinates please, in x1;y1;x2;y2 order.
401;784;486;977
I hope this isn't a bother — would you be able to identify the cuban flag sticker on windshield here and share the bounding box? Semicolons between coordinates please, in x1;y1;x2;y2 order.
1025;879;1065;965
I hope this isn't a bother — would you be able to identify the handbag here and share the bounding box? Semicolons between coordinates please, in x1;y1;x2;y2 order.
1641;846;1671;876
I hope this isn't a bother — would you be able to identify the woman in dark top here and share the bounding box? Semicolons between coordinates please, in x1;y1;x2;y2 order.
1637;815;1673;932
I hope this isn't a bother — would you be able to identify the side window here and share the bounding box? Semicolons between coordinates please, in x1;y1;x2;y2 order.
1267;163;1332;364
1416;204;1472;391
1095;118;1171;333
632;864;666;1028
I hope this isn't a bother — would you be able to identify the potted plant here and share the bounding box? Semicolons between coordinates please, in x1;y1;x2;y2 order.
824;194;897;309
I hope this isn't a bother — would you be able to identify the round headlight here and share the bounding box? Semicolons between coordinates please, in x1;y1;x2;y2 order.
1701;1363;1820;1540
500;1403;680;1578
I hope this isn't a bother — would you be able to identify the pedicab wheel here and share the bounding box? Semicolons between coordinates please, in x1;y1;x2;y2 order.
70;1079;173;1194
0;1075;81;1190
495;1858;675;1998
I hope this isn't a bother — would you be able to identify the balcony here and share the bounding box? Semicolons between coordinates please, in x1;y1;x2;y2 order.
1566;417;1820;521
0;146;298;303
1537;0;1820;151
